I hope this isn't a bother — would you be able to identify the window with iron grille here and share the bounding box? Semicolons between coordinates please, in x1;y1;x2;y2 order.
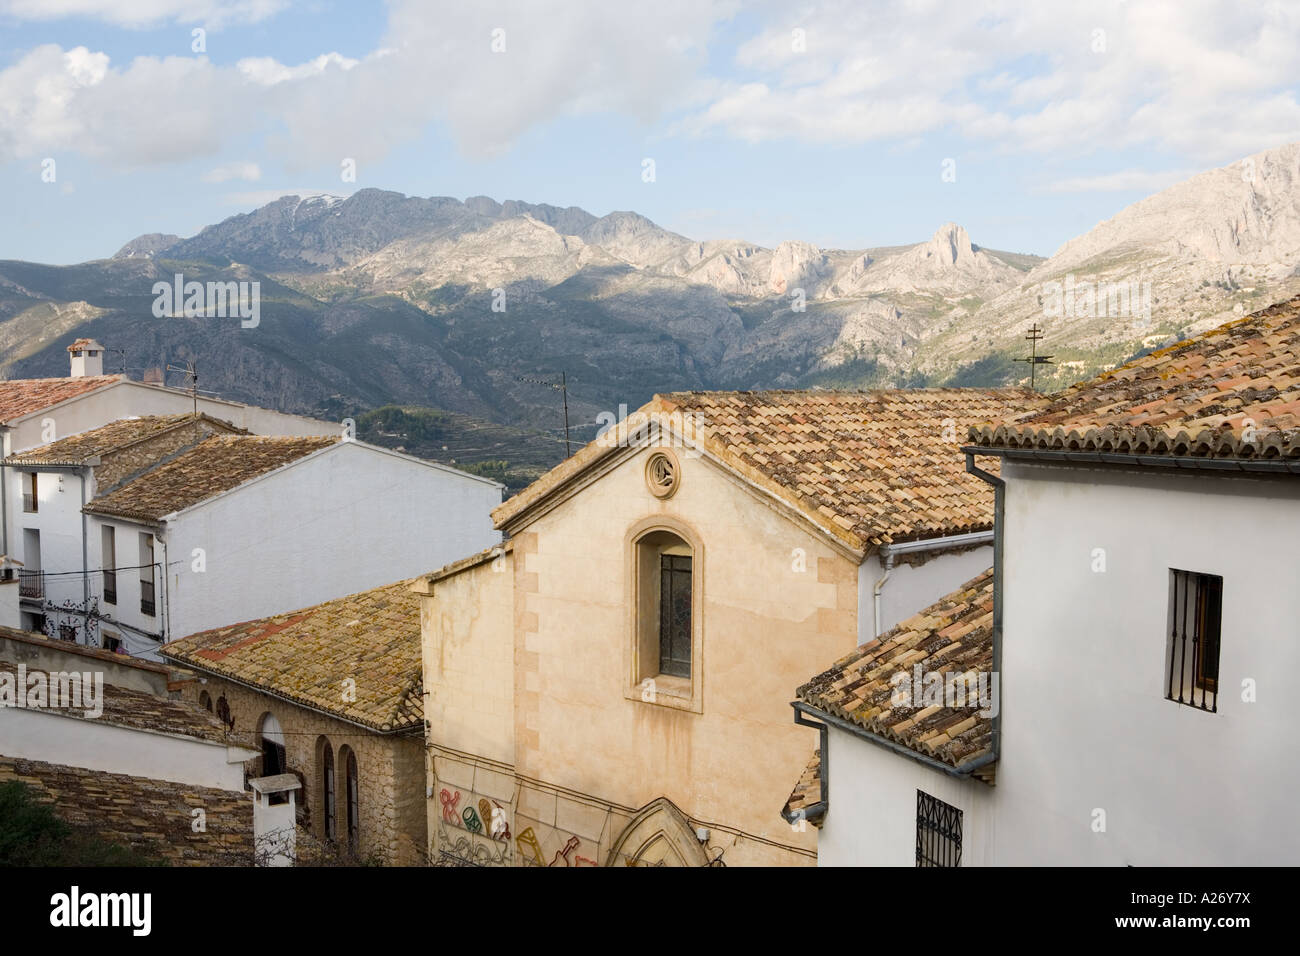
1167;569;1222;713
915;790;962;867
659;554;692;678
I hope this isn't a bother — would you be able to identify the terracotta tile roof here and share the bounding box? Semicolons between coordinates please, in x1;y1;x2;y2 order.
780;751;824;828
0;375;122;424
0;657;253;748
494;389;1042;551
797;569;997;782
67;338;103;352
83;434;336;521
161;579;423;733
0;755;254;865
971;295;1300;461
4;413;244;465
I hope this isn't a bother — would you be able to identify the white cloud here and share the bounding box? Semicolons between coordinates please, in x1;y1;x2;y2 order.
202;161;261;182
236;52;359;86
1;0;1296;177
684;0;1300;165
0;0;287;28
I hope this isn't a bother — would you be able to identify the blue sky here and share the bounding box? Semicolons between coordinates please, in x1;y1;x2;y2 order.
2;0;1298;264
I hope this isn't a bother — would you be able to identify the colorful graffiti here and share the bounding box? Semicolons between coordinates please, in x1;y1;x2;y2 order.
481;798;510;841
550;835;580;867
462;805;483;833
516;826;545;865
439;788;460;823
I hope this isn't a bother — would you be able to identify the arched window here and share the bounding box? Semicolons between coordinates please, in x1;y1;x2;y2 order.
627;517;703;714
317;736;336;842
340;746;359;853
258;712;286;777
199;690;212;712
637;529;694;677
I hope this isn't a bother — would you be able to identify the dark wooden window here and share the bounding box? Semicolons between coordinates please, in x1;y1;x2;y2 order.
322;746;337;842
345;750;360;853
23;473;37;513
659;554;692;677
916;790;962;867
139;533;156;616
199;690;212;712
1168;570;1222;712
102;526;116;604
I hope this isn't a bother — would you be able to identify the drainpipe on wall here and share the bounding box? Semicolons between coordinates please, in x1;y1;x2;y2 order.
789;706;829;826
963;452;1004;774
80;468;89;642
871;529;995;638
1;459;8;561
871;552;895;639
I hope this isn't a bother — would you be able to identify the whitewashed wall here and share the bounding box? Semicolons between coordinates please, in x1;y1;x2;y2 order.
0;707;251;791
5;380;339;454
821;460;1300;866
857;544;992;644
817;724;992;866
155;442;501;643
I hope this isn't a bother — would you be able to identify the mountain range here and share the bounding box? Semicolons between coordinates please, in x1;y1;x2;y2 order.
2;141;1299;474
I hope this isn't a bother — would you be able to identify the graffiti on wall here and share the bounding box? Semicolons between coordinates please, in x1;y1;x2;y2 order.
439;788;460;823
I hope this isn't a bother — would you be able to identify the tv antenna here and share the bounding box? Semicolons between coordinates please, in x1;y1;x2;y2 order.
106;348;126;375
166;361;200;416
518;372;572;458
1014;324;1055;390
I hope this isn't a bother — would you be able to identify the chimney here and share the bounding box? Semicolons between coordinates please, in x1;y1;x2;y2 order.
67;339;105;377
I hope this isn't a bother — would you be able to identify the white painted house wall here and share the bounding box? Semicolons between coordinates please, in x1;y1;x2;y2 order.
819;459;1300;866
4;379;340;455
10;468;94;634
109;441;501;656
856;544;992;644
0;708;252;791
817;724;992;866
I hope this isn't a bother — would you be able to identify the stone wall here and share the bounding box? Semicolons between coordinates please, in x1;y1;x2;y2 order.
94;417;241;492
178;676;426;865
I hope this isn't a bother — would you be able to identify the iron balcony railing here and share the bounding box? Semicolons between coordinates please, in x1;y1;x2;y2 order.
22;493;36;513
19;570;43;599
140;578;156;616
103;569;117;605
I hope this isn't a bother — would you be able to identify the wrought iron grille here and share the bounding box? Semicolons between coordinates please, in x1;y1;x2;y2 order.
1167;569;1221;713
916;790;962;867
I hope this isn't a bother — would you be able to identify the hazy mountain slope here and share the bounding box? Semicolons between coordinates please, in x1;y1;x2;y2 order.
9;140;1300;457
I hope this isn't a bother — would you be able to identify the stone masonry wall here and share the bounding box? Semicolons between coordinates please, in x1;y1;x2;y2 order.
179;676;426;865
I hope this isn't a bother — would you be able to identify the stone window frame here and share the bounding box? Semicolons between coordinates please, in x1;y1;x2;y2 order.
623;514;704;715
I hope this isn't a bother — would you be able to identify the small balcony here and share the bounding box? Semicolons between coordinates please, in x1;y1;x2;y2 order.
22;493;36;513
19;570;43;599
140;579;156;617
103;569;117;605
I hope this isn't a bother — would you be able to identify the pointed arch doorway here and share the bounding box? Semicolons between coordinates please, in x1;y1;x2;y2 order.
605;797;711;867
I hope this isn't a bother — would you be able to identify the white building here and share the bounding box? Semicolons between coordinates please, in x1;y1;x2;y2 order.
1;339;340;457
0;626;261;864
791;296;1300;866
8;420;502;659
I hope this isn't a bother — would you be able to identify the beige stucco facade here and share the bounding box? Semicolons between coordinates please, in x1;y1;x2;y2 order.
419;437;862;866
177;677;426;865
